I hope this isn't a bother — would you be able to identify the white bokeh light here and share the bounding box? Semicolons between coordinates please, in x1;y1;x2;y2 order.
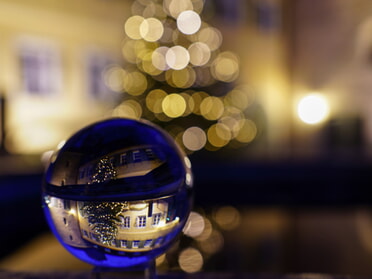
177;10;201;35
166;45;190;70
297;94;330;124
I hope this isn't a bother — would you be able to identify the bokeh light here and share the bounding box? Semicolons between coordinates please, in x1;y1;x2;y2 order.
188;42;211;66
213;206;241;231
166;45;190;70
140;17;164;42
162;93;186;117
118;0;246;154
164;0;193;18
111;100;142;119
180;92;194;116
178;247;203;273
182;126;207;151
224;87;254;110
195;217;213;241
123;71;147;96
197;27;223;51
177;10;201;35
183;211;205;238
200;96;224;120
235;119;257;143
211;51;240;82
146;89;168;113
207;123;231;148
297;94;330;124
198;229;224;255
124;15;145;40
152;46;170;71
122;39;138;64
167;67;196;88
191;91;208;115
103;65;126;92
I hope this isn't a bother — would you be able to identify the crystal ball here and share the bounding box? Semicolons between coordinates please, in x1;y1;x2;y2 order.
42;118;193;269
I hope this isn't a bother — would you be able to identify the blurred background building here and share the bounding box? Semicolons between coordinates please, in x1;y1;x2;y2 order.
2;0;372;276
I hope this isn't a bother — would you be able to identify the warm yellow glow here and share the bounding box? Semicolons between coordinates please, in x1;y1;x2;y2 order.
168;67;196;88
186;172;193;186
213;206;241;231
152;46;169;71
197;27;222;51
134;40;158;62
112;100;142;119
297;94;330;124
200;96;224;120
6;120;67;154
178;247;203;273
219;116;241;138
162;93;186;117
68;208;76;216
195;217;212;241
191;91;208;115
103;66;125;92
123;71;147;96
224;88;253;110
156;254;167;267
191;0;205;14
165;0;193;18
188;42;211;66
180;92;193;116
146;89;167;113
207;123;231;147
235;119;257;143
183;211;205;238
142;2;167;19
122;39;137;64
140;17;164;42
211;51;239;82
182;126;207;151
124;15;145;40
177;10;201;35
141;52;163;76
198;230;224;254
166;45;190;70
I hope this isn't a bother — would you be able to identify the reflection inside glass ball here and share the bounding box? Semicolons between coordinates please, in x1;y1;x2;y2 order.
42;118;193;269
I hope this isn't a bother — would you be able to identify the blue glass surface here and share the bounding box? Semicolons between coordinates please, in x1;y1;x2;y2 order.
42;118;193;269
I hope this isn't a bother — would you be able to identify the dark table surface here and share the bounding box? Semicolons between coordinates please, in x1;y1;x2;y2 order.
0;271;365;279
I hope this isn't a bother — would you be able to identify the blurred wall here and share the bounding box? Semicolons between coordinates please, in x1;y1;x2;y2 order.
0;0;131;154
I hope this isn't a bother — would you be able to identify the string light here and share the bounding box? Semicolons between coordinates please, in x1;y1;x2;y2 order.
115;0;259;153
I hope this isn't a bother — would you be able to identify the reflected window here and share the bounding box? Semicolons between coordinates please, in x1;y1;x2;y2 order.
133;240;140;248
145;148;156;160
152;213;162;226
144;239;152;247
137;216;147;228
133;150;142;162
120;240;127;248
120;153;128;165
122;216;130;228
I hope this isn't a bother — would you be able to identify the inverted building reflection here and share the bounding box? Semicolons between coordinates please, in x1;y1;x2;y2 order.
44;195;179;253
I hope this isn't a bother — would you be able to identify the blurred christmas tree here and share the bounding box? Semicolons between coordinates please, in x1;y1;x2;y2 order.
104;0;263;154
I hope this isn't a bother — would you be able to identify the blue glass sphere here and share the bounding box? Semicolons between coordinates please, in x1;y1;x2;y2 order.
42;118;193;269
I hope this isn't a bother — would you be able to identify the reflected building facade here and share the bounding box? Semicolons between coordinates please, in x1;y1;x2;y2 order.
45;196;179;252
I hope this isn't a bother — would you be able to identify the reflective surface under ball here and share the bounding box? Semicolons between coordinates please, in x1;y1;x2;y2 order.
42;118;193;269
